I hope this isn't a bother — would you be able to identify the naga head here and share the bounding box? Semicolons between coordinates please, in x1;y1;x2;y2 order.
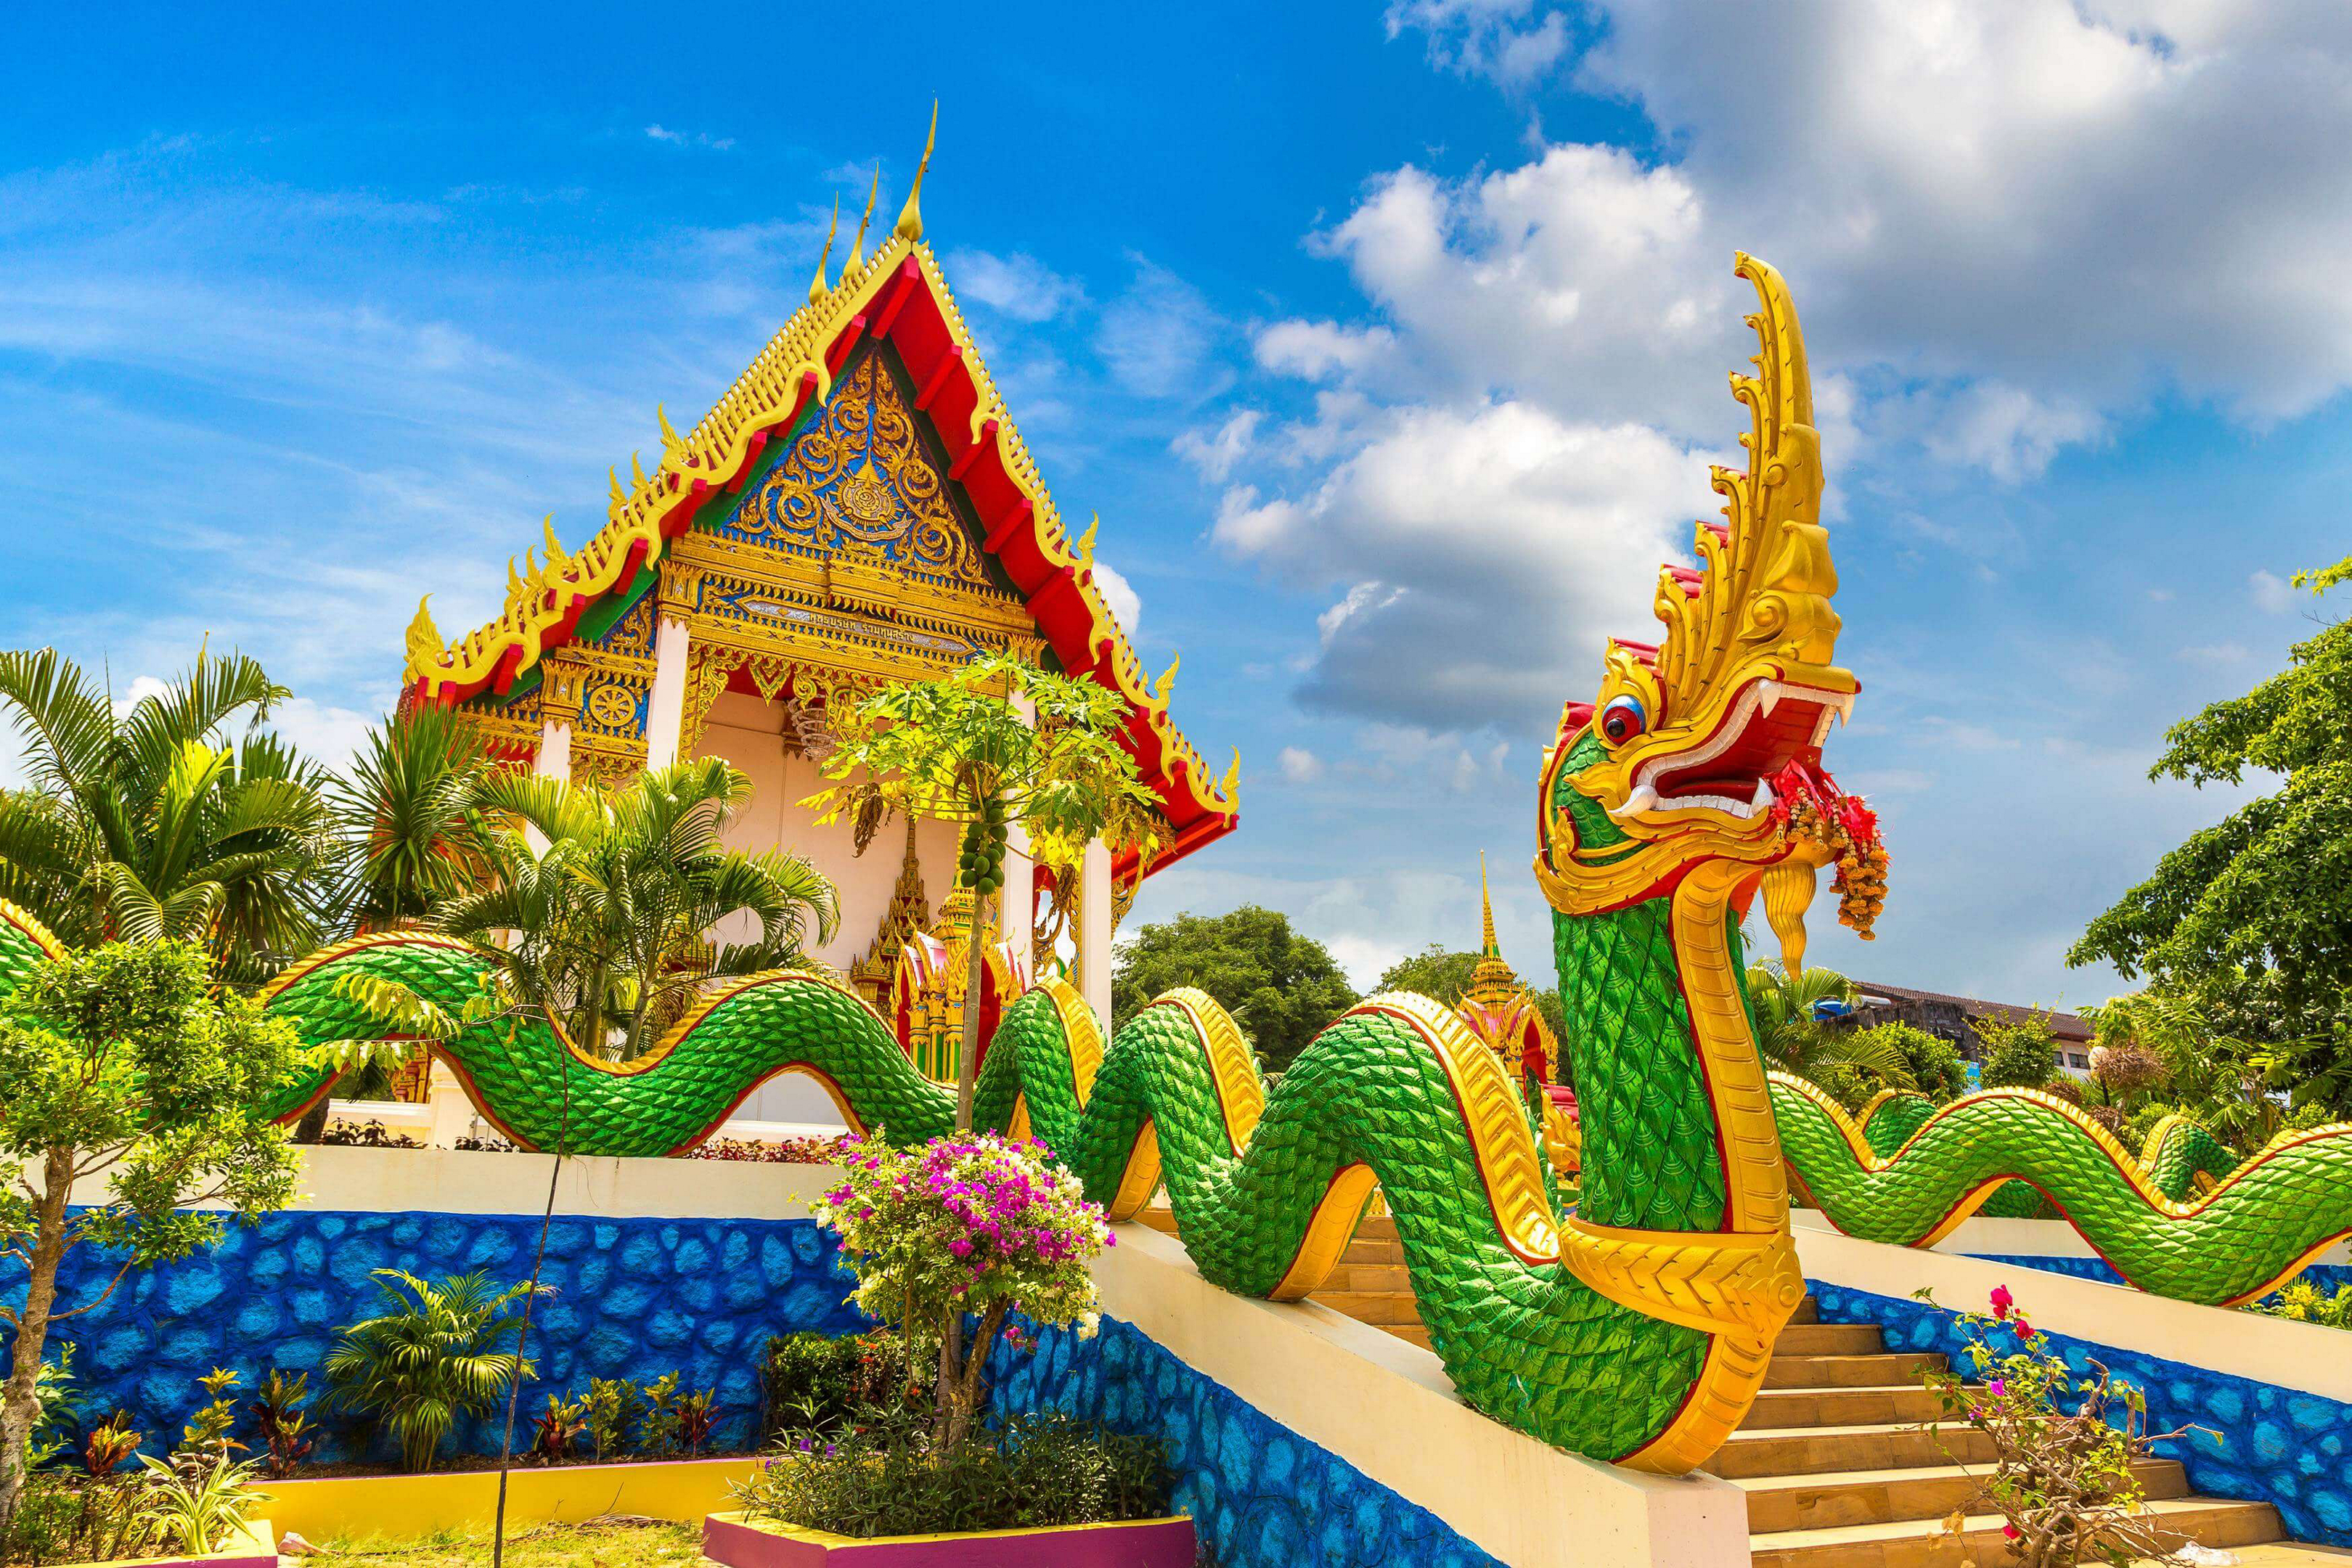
1536;254;1885;965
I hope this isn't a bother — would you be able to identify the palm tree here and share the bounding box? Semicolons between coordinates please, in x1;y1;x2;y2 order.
1744;960;1917;1095
330;702;497;933
426;757;839;1061
0;646;332;984
323;1269;542;1472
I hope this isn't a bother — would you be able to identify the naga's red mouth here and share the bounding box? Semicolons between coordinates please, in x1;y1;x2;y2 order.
1620;679;1856;820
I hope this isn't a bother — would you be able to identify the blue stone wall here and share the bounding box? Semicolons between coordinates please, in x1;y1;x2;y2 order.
1963;1252;2352;1306
989;1315;1500;1568
1808;1276;2352;1544
2;1210;867;1463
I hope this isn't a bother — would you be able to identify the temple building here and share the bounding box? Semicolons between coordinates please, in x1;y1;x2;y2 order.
396;128;1237;1122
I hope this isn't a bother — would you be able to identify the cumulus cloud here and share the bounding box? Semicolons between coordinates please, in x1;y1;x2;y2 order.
1095;258;1223;399
1385;0;1574;89
1173;409;1262;481
1212;400;1715;731
645;126;735;152
1090;559;1143;640
2249;569;2298;613
1278;746;1325;783
941;249;1085;323
1254;320;1396;382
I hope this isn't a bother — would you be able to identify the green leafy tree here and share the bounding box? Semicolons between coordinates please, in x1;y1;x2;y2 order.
1977;1013;2059;1090
0;647;334;986
331;703;496;933
1849;1021;1968;1103
2070;553;2352;1118
322;1270;542;1472
2086;989;2298;1156
0;939;301;1517
1742;963;1916;1095
807;653;1157;1128
1112;907;1358;1073
1376;946;1482;1005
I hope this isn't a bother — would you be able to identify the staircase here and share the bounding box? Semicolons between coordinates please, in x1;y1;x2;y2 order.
1138;1206;2310;1565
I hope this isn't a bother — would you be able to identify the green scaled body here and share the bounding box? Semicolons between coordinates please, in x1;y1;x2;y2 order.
1772;1075;2352;1304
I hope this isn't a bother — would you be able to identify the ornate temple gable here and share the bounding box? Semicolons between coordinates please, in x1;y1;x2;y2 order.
399;142;1238;878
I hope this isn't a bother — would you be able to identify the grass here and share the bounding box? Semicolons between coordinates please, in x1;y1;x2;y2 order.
318;1516;716;1566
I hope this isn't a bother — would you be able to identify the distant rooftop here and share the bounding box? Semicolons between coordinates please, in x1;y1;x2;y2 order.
1850;980;2094;1044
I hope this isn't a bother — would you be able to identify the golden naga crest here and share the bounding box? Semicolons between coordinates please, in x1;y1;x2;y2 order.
1537;255;1878;929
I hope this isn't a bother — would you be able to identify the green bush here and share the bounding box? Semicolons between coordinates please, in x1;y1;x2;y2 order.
0;1469;158;1567
737;1411;1169;1538
2247;1279;2352;1329
1853;1023;1968;1103
759;1330;916;1442
1977;1015;2059;1090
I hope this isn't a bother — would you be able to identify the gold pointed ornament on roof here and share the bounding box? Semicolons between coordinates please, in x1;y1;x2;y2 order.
1452;855;1561;1084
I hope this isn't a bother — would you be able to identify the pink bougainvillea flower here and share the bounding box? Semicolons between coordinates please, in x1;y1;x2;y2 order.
1989;1285;2014;1319
1987;1377;2006;1397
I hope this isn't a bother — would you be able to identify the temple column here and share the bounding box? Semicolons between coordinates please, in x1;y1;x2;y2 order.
1077;836;1113;1026
644;612;691;769
1002;823;1034;973
536;654;584;785
534;719;572;783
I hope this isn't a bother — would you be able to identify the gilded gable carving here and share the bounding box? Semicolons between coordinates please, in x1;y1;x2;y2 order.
718;348;988;587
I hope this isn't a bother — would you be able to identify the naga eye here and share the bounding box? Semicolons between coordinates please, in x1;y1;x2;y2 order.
1598;695;1648;746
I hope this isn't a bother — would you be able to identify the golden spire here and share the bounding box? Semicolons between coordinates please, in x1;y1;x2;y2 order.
848;168;879;274
809;195;839;306
1479;852;1499;960
894;99;938;242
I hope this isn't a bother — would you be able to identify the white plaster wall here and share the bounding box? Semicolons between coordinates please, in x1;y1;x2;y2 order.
52;1146;843;1220
1097;1224;1750;1568
1794;1214;2352;1405
1874;1211;2352;1269
694;691;963;1126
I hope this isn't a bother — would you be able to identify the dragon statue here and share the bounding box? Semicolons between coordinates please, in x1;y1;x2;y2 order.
7;255;2346;1472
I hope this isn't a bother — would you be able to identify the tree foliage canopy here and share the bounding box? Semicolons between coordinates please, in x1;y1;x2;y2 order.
2069;553;2352;1115
1111;906;1357;1072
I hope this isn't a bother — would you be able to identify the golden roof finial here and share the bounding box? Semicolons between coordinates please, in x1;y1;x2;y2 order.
848;168;879;274
1156;653;1180;704
656;404;685;464
894;99;938;243
608;466;627;507
631;449;647;488
1220;748;1241;804
1479;852;1499;960
404;596;444;674
1077;511;1099;565
809;195;840;306
542;515;568;570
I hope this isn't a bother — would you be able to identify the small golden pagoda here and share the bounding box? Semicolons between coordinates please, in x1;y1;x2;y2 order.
1453;856;1579;1181
888;884;1027;1085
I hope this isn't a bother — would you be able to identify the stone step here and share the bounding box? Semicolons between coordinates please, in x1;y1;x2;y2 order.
1749;1495;2283;1568
1773;1323;1885;1357
1310;1291;1423;1326
1341;1238;1405;1267
1742;1384;1958;1430
1789;1297;1820;1325
1739;1458;2189;1535
1326;1262;1411;1294
1706;1422;1996;1479
1765;1352;1950;1390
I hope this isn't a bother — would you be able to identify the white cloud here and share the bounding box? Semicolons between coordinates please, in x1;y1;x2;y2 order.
2250;569;2298;613
1385;0;1573;89
940;250;1085;324
1090;560;1143;640
1173;409;1262;481
1095;258;1223;399
1254;320;1396;382
1278;746;1325;783
645;126;735;152
1213;400;1715;730
2176;642;2250;666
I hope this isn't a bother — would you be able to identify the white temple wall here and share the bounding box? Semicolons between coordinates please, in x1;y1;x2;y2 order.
692;690;964;1127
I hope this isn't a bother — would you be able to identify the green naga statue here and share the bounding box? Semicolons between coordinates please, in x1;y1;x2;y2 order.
6;256;2345;1475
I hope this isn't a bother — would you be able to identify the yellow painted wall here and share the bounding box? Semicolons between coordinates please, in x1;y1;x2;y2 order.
257;1458;762;1543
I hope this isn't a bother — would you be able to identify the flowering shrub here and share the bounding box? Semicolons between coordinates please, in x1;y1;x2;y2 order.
815;1132;1111;1452
1914;1286;2212;1567
684;1135;854;1164
2245;1277;2352;1329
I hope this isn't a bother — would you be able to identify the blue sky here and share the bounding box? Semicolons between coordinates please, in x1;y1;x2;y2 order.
4;1;2348;1009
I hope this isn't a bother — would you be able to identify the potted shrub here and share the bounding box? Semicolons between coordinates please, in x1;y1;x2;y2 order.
706;1132;1192;1567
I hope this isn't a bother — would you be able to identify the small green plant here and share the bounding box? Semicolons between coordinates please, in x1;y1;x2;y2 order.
735;1410;1169;1538
248;1371;317;1478
2246;1278;2352;1328
637;1372;680;1456
759;1331;918;1441
179;1368;245;1461
23;1349;79;1472
529;1394;587;1464
81;1412;143;1479
133;1451;265;1555
0;1466;158;1566
323;1268;542;1472
582;1378;644;1463
1914;1286;2211;1567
